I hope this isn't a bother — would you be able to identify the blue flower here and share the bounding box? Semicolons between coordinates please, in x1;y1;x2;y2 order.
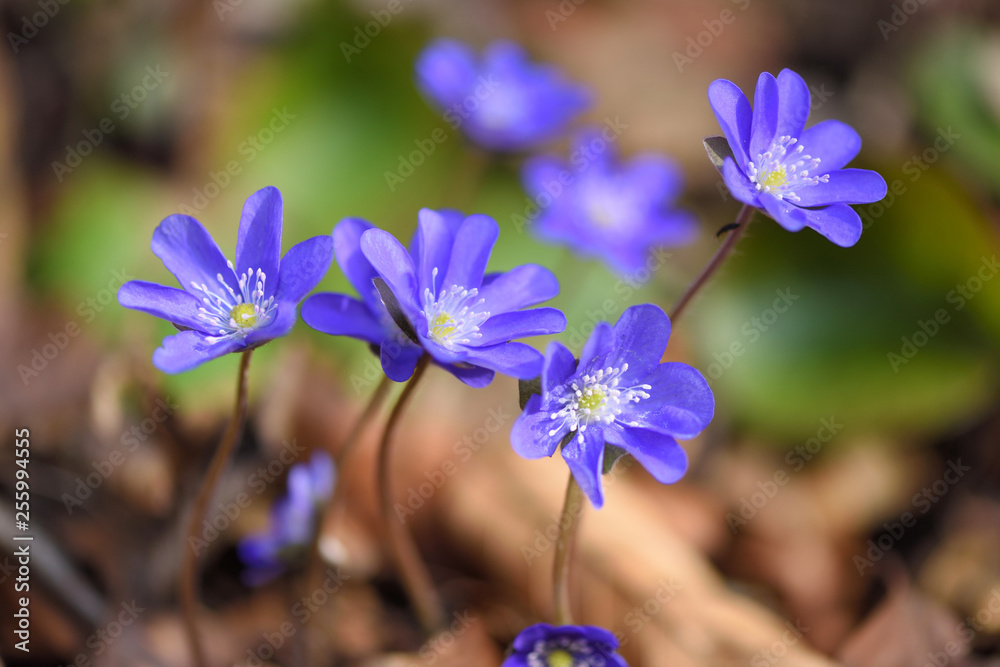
503;624;629;667
238;451;335;586
303;209;566;387
511;304;713;508
709;69;887;247
415;39;591;152
523;128;698;275
118;187;333;373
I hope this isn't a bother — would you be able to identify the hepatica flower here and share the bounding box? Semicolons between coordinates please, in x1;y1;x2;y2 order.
512;304;713;508
503;624;628;667
523;129;698;275
709;69;886;247
415;39;590;152
238;451;335;585
118;187;333;372
303;209;566;387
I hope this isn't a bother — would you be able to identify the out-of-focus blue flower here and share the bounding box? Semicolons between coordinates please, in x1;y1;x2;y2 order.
304;209;566;387
503;624;629;667
709;69;887;247
523;128;698;275
415;39;590;152
238;451;335;586
511;304;713;508
118;187;333;373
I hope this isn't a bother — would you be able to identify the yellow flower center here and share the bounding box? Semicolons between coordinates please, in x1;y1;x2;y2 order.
430;312;457;339
547;650;575;667
760;167;787;190
578;390;605;413
229;303;257;328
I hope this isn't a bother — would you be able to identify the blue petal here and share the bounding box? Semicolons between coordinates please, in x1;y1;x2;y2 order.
721;158;761;206
522;154;568;198
608;304;671;383
152;330;242;373
802;203;864;248
476;308;566;346
235;186;283;298
625;154;683;202
708;79;752;168
510;394;561;459
415;39;478;108
333;218;378;299
438;362;495;387
798;119;861;171
792;169;888;207
151;214;236;295
749;71;780;159
380;339;423;382
775;69;811;142
443;214;498;290
301;293;385;344
760;193;808;232
246;302;297;347
359;228;421;318
118;280;206;330
477;264;560;314
276;235;333;305
578;321;614;370
628;362;714;438
543;341;578;394
413;208;459;293
561;427;606;508
605;425;688;484
462;342;543;379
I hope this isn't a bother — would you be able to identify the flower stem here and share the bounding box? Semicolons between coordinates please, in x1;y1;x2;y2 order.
552;473;586;626
668;204;754;323
375;356;444;634
180;350;253;667
299;373;393;666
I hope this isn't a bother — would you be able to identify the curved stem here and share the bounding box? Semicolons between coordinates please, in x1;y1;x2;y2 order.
299;373;393;666
376;356;444;634
552;474;586;626
668;204;754;323
180;350;253;667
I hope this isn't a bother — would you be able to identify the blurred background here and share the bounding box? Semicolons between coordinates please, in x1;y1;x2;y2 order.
1;0;1000;665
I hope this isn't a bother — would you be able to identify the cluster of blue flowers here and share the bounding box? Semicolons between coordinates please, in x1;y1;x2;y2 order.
119;37;885;665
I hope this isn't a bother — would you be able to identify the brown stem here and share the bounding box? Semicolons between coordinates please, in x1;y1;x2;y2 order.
376;356;444;634
668;204;754;323
552;474;586;626
299;373;393;666
179;350;253;667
